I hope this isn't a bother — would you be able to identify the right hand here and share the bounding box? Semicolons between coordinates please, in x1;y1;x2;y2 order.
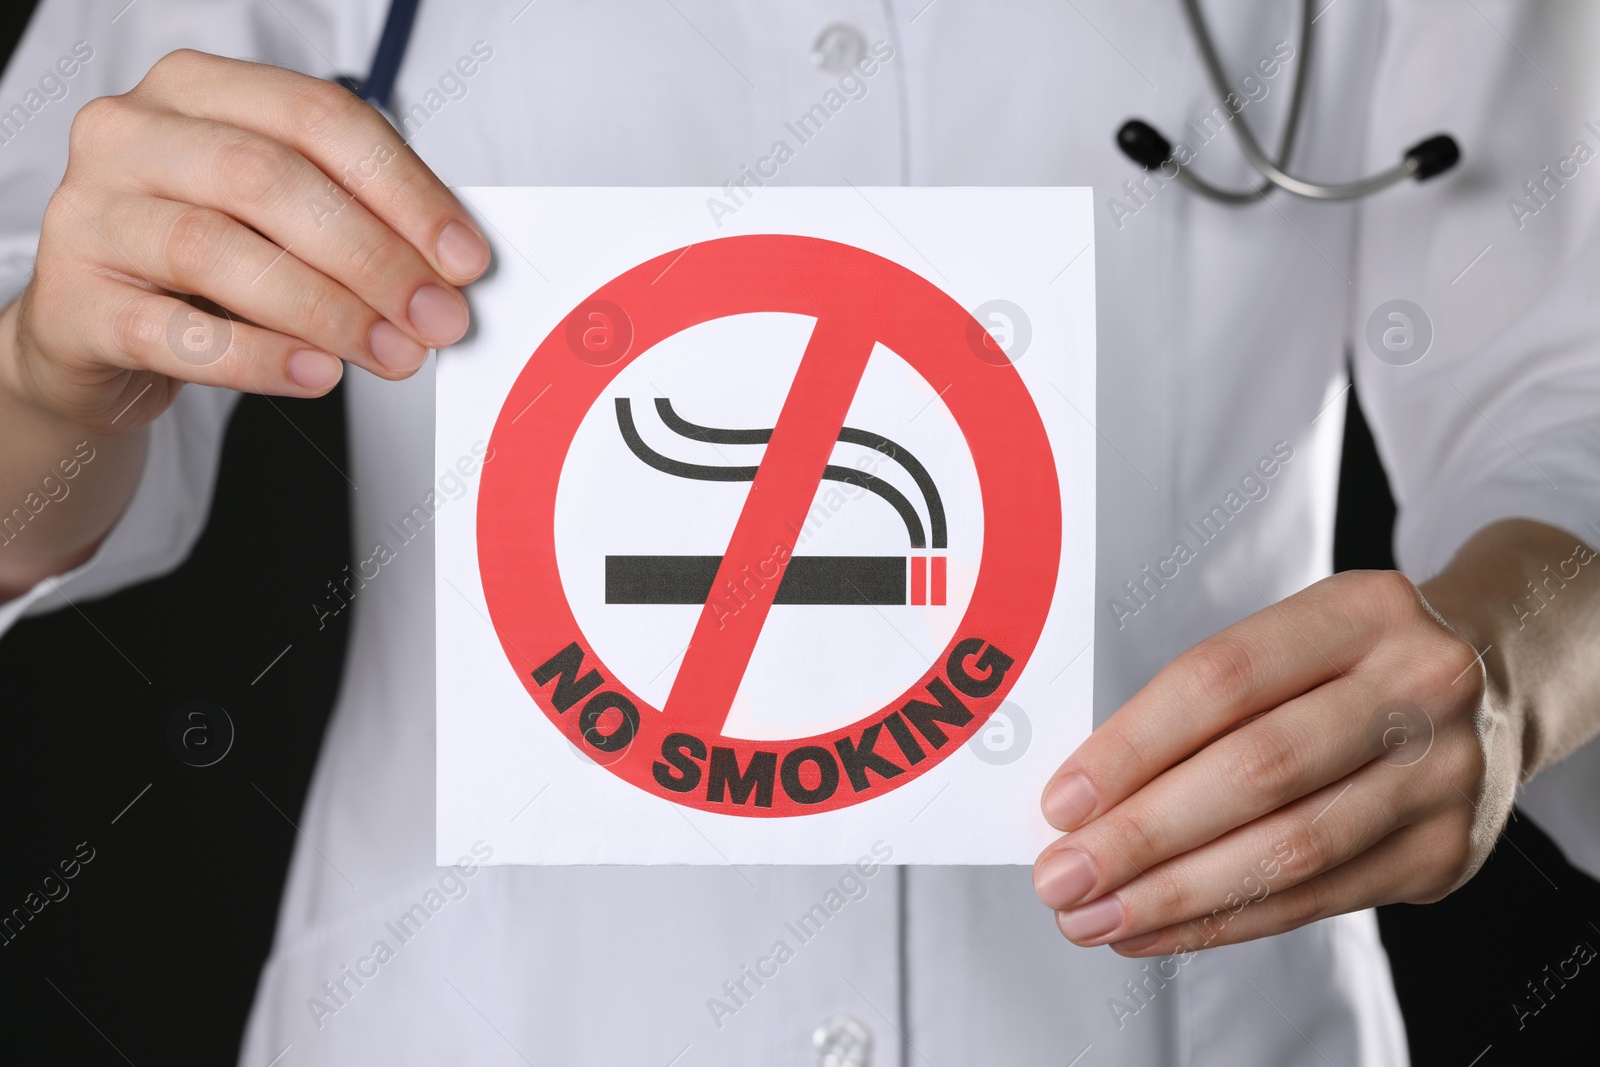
0;49;489;433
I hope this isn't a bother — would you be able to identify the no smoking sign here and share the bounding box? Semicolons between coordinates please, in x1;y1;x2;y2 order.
439;189;1094;863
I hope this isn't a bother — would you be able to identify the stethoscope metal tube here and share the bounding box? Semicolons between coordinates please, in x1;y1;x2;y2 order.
1118;0;1461;203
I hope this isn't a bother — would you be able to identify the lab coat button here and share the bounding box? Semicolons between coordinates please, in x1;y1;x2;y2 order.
813;1013;873;1067
811;24;867;72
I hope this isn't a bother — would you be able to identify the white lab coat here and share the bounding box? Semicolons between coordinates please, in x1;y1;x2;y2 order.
3;1;1599;1064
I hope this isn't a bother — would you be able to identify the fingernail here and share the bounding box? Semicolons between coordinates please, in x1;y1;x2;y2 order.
1033;848;1097;910
1057;895;1125;943
409;284;469;346
1042;772;1097;831
1112;931;1162;955
287;349;342;391
369;319;427;372
435;220;489;280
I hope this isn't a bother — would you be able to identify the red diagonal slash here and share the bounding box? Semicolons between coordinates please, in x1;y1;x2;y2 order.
662;316;877;732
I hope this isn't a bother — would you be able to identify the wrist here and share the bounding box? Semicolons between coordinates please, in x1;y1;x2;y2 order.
1417;569;1512;699
0;295;104;438
0;294;151;597
0;296;56;426
0;297;26;406
1417;520;1589;783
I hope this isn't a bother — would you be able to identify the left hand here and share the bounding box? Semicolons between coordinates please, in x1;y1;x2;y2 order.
1032;569;1521;956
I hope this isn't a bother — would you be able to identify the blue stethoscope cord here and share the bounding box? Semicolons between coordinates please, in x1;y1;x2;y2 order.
359;0;423;111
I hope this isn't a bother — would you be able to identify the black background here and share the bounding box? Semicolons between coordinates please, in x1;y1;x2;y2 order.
0;5;1596;1063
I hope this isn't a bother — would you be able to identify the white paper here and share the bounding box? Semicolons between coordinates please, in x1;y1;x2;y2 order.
437;188;1095;864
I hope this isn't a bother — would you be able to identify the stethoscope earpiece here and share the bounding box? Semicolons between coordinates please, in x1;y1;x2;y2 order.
1404;135;1462;182
1116;120;1175;172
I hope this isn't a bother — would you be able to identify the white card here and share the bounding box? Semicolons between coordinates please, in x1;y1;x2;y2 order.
436;188;1095;864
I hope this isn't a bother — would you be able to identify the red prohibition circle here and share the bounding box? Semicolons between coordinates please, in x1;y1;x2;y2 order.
478;234;1062;816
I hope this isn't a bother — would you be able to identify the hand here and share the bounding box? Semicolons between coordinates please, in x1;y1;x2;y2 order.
0;49;489;434
1031;569;1520;956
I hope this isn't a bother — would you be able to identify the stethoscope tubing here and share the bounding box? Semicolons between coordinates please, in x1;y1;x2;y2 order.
1123;0;1459;203
1168;0;1314;203
1179;0;1414;200
358;0;422;111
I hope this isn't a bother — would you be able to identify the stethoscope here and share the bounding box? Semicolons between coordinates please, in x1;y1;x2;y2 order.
348;0;422;111
354;0;1460;203
1117;0;1460;201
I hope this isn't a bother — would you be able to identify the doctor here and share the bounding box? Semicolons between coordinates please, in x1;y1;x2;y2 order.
2;1;1598;1064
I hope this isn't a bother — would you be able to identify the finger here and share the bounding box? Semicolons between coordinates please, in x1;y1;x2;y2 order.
132;50;489;283
103;105;467;350
1047;766;1416;946
74;276;343;405
97;195;426;378
1042;571;1425;830
1098;822;1443;956
1035;671;1397;904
